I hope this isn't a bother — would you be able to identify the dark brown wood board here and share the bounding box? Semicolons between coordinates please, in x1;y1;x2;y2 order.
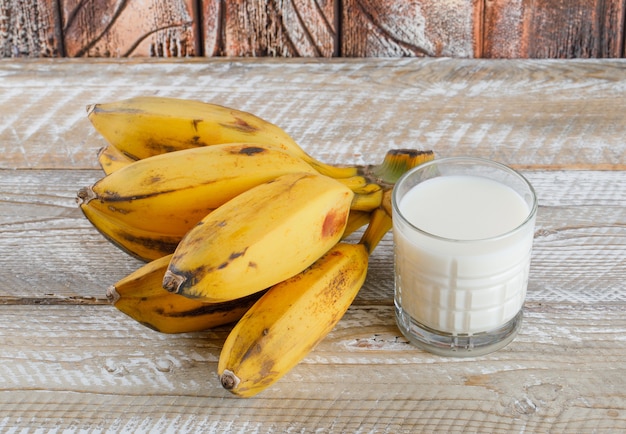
60;0;198;57
482;0;626;58
1;0;625;58
0;0;62;57
202;0;337;57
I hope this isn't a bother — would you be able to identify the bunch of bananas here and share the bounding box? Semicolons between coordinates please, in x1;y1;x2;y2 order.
79;96;434;397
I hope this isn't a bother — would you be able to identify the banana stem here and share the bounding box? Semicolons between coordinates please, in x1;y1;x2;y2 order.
284;149;435;186
359;193;393;255
305;158;360;179
363;149;435;187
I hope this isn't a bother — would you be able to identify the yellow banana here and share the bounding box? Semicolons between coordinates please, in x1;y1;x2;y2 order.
348;182;384;212
95;145;376;207
80;196;372;263
79;204;180;261
162;172;354;302
106;255;263;333
78;143;319;237
217;206;393;397
97;144;134;175
87;96;357;179
343;210;371;237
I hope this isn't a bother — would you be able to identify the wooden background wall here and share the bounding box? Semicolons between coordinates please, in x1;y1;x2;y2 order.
1;0;625;58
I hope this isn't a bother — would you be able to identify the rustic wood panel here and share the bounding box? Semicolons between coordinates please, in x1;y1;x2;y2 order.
0;0;61;57
483;0;626;58
1;303;625;432
60;0;198;57
341;0;479;57
2;1;626;58
0;59;624;171
202;0;336;57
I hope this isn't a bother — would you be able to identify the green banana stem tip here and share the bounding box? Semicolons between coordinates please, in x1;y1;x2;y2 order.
366;149;435;187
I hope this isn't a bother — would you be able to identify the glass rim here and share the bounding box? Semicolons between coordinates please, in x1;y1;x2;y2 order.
392;156;538;243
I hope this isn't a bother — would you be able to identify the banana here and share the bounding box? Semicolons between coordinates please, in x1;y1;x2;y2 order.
162;172;354;303
106;254;263;333
79;204;181;261
99;209;371;332
97;144;134;175
87;96;357;179
81;198;373;263
217;205;393;397
343;210;371;238
349;182;384;212
80;143;386;244
78;143;320;237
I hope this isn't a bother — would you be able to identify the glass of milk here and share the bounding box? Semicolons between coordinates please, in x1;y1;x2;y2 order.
392;157;537;357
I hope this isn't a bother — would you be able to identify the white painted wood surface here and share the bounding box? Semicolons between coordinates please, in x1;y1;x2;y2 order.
1;58;625;433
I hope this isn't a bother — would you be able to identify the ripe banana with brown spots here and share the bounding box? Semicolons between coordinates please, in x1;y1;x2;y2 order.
87;96;357;178
97;144;134;175
79;143;384;260
78;143;320;239
106;254;263;334
217;205;393;397
162;172;354;302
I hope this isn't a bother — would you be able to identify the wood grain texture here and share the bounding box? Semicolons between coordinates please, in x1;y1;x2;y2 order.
341;0;478;57
1;59;625;432
2;1;626;58
0;58;624;171
0;304;625;432
60;0;197;57
483;0;626;58
203;0;336;57
0;0;61;57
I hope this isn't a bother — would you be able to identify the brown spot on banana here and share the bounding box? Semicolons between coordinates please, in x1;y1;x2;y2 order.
237;146;266;156
166;291;265;318
322;207;349;238
106;205;131;215
144;138;187;155
217;249;248;270
222;116;259;134
115;231;180;256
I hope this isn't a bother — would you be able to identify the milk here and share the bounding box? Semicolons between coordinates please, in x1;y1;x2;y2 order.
393;174;535;335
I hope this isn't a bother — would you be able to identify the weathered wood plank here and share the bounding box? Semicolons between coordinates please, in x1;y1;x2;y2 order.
0;303;625;432
341;0;478;57
0;58;624;170
483;0;626;58
0;0;62;57
60;0;197;57
202;0;336;57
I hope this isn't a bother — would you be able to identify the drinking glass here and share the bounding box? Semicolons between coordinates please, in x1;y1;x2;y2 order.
392;157;537;357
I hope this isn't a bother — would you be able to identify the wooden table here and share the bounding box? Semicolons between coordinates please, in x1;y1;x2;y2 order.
1;57;625;433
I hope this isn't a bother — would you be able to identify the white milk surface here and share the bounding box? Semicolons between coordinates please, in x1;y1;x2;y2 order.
394;175;534;334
